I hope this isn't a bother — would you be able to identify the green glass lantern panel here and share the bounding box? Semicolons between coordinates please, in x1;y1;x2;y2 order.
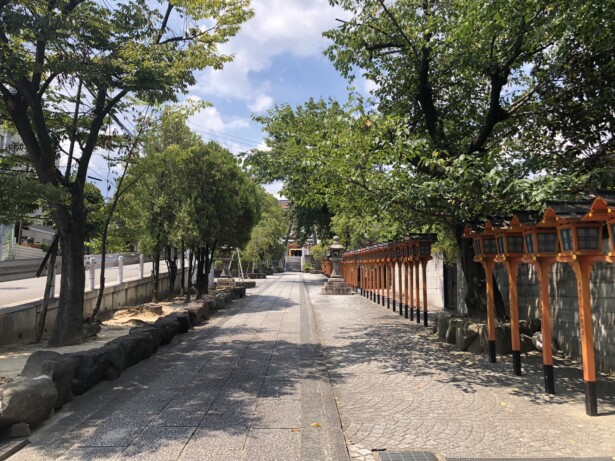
483;238;497;254
577;227;600;250
507;236;524;253
524;234;535;254
560;228;573;252
537;233;557;253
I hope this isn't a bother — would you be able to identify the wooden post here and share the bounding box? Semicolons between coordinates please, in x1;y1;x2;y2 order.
415;260;421;324
421;259;428;327
571;259;598;416
380;261;388;306
535;261;555;394
388;262;393;310
505;261;522;376
409;261;415;320
398;262;404;317
483;259;497;363
403;262;409;318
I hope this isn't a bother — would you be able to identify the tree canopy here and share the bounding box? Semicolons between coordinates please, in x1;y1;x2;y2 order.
0;0;253;345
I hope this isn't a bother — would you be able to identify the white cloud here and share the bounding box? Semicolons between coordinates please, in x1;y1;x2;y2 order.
191;0;350;108
188;105;250;133
248;95;274;113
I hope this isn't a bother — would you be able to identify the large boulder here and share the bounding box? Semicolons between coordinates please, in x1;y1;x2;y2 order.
109;333;154;369
479;324;512;356
67;344;125;396
520;333;534;353
213;295;227;310
456;323;480;351
437;316;451;342
0;377;57;428
130;325;163;352
154;317;181;344
231;287;246;299
446;318;463;345
82;322;102;339
185;304;207;325
166;311;192;332
21;351;78;409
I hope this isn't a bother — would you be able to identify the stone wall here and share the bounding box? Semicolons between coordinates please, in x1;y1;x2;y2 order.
0;271;183;346
488;262;615;373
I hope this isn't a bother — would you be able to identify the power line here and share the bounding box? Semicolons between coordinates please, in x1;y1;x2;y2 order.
186;121;262;147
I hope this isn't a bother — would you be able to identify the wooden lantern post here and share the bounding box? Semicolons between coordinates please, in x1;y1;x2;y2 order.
387;242;393;310
556;197;611;416
416;235;435;327
521;208;559;394
465;222;499;363
397;242;404;317
409;241;417;321
403;238;411;319
495;216;526;376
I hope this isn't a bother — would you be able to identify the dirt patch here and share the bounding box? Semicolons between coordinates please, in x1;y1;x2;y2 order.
0;298;192;383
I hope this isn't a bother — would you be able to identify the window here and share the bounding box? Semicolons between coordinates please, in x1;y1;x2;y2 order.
497;237;505;254
483;238;497;254
473;239;482;255
611;224;615;250
577;227;600;250
507;236;524;253
537;233;557;253
0;135;5;150
560;228;573;252
524;234;535;254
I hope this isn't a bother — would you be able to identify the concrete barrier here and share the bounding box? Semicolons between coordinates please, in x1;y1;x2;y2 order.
0;270;184;346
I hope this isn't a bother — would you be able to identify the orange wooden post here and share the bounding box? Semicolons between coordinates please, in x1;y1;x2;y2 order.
381;260;386;306
398;261;404;317
504;261;522;375
387;261;395;312
414;260;421;324
571;259;598;416
535;260;555;394
409;259;415;320
483;259;497;363
403;261;409;318
421;259;428;327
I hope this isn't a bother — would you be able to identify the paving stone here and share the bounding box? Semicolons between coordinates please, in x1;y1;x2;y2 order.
118;426;195;460
259;379;302;400
56;447;124;461
253;399;301;428
244;428;300;461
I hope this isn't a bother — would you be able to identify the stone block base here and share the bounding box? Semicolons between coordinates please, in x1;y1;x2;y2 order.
321;278;353;295
216;278;236;287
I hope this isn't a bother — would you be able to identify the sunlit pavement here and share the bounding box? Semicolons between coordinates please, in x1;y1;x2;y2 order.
8;273;615;461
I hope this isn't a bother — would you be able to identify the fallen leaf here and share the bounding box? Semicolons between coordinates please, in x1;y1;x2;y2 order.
500;402;508;406
311;422;322;428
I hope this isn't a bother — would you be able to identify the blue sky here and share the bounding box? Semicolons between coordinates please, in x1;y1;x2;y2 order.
88;1;374;198
183;0;371;196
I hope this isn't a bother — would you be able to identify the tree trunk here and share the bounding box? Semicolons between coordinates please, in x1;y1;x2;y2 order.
196;247;205;299
455;223;507;321
152;252;160;302
165;245;177;293
90;227;108;323
203;240;216;296
49;207;86;347
35;235;59;342
185;249;194;302
180;241;185;296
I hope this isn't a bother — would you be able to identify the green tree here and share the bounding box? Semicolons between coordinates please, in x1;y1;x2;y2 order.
321;0;614;317
244;192;287;272
0;1;253;345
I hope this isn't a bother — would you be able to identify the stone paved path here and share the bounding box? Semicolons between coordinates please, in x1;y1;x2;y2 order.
10;273;615;461
305;275;615;460
11;273;347;461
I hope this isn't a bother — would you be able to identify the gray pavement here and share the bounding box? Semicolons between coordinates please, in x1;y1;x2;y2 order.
8;273;615;460
0;262;165;308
